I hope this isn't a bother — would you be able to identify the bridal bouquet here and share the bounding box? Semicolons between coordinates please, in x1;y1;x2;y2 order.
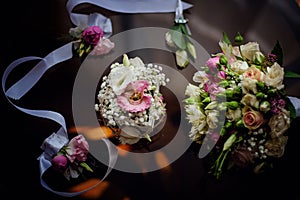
95;54;169;145
184;32;298;179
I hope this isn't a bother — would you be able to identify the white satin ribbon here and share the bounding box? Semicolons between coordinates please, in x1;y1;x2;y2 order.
288;96;300;117
37;128;117;197
66;0;193;14
2;3;118;197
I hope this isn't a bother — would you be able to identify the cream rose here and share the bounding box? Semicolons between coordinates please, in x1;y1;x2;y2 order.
268;108;290;138
265;62;284;90
226;108;242;122
240;42;260;61
265;136;288;157
241;77;258;94
243;65;265;82
242;106;264;130
230;60;249;74
241;93;259;109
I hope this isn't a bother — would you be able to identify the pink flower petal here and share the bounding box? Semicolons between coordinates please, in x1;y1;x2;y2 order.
117;95;151;112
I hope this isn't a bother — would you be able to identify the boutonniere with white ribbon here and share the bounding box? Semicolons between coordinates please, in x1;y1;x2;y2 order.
165;0;197;68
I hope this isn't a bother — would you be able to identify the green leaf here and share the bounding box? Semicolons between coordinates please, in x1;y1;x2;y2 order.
285;96;297;119
179;24;189;36
222;32;231;45
284;70;300;78
271;40;283;66
171;24;181;32
170;28;187;50
80;162;94;172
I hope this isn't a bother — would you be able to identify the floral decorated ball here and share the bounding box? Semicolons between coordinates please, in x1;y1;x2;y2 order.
95;54;169;145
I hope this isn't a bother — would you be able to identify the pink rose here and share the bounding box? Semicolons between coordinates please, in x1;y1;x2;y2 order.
243;66;265;82
51;155;68;172
65;135;89;163
82;26;104;45
242;106;264;130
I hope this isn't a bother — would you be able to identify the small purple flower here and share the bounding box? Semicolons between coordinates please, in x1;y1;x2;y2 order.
267;53;277;63
270;97;286;114
51;155;68;172
82;26;104;45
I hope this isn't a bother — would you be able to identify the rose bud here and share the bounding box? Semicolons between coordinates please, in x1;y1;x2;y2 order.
176;49;189;68
187;42;197;59
219;54;228;65
234;32;244;45
259;101;271;113
51;155;68;172
253;51;265;65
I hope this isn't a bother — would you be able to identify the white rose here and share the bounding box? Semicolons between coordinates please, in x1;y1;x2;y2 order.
268;108;290;138
226;108;242;121
241;77;258;94
241;93;259;109
265;136;288;158
231;60;249;74
240;42;260;60
265;62;284;90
